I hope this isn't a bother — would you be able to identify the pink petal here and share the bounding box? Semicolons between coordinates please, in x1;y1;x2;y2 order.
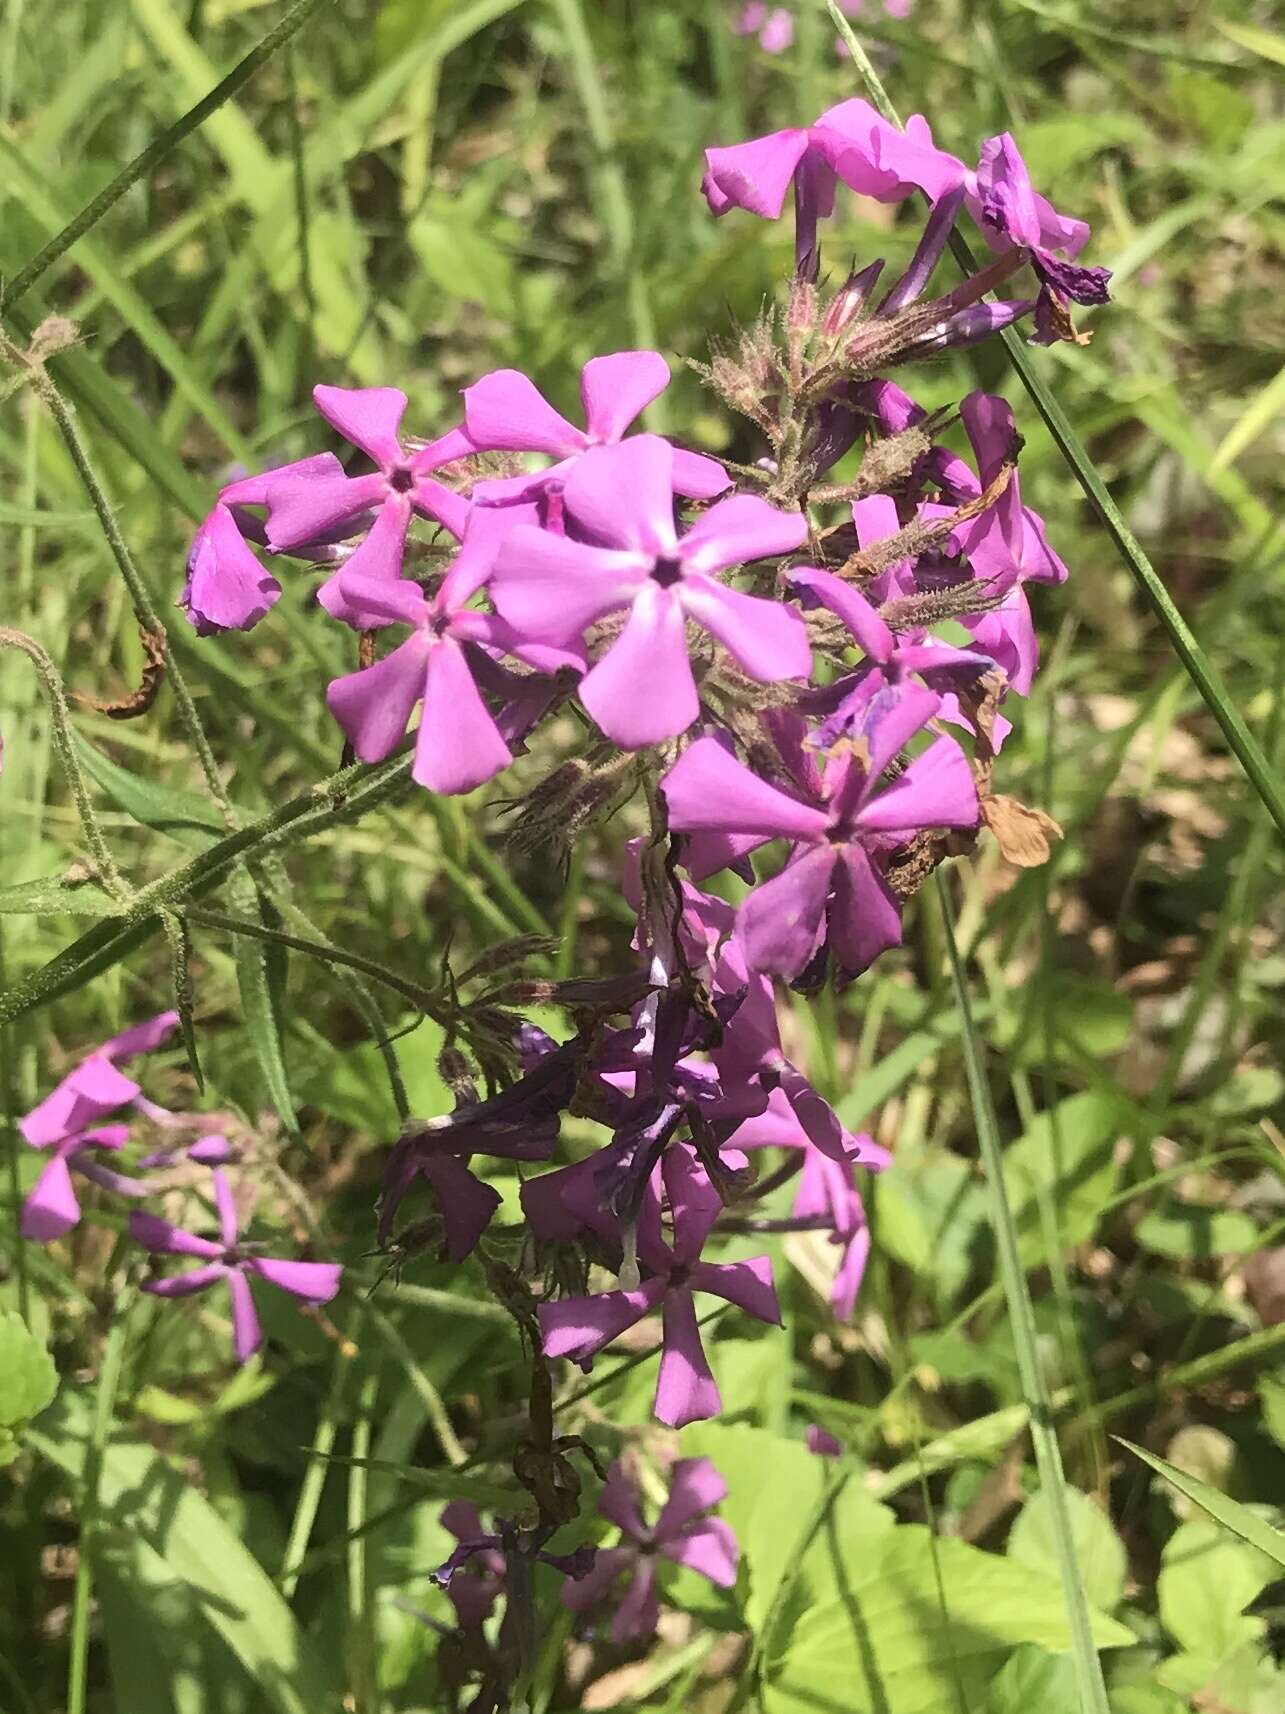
860;681;942;788
831;1226;871;1321
660;1517;739;1587
663;1146;723;1266
654;1290;721;1428
423;1155;503;1261
312;384;408;467
247;1257;343;1303
410;476;471;542
461;368;585;457
680;576;812;683
491;526;645;639
316;498;412;626
409;424;476;473
76;1124;130;1151
579;350;671;444
964;586;1038;694
793;567;893;661
444;493;543;606
183;505;281;634
21;1056;141;1147
21;1154;80;1241
679;493;807;578
598;1461;647;1537
560;1546;632;1614
611;1558;659;1643
701;129;811;219
662;737;829;843
264;469;386;553
737;844;836;977
413;636;511;795
538;1281;665;1363
101;1011;180;1064
688;1255;780;1324
561;437;679;557
654;1456;727;1537
670;447;731;500
579;584;698;748
856;736;979;833
727;1085;808;1151
326;633;430;763
828;845;902;977
219;452;343;509
128;1210;225;1260
329;570;430;631
71;1159;147;1198
226;1269;263;1364
142;1263;230;1298
212;1168;239;1248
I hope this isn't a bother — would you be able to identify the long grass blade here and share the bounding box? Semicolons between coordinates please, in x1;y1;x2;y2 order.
936;873;1112;1714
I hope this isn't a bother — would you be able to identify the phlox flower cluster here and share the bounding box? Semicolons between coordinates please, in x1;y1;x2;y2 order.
18;1011;340;1362
14;89;1106;1684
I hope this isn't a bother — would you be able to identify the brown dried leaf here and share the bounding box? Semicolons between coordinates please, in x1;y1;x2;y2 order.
982;794;1063;867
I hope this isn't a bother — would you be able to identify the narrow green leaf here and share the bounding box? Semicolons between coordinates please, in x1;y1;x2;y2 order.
71;730;226;848
0;874;119;917
1213;18;1285;66
230;882;298;1136
1116;1437;1285;1571
29;1389;337;1714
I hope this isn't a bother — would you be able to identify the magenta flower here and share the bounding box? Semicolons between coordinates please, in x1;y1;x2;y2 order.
662;711;978;979
462;350;727;502
733;3;794;54
21;1124;146;1243
965;133;1111;320
438;1502;506;1629
701;98;966;269
807;1424;843;1457
262;386;474;628
129;1169;341;1364
538;1145;780;1429
562;1457;738;1641
181;456;343;635
935;392;1069;588
20;1010;179;1147
491;436;811;748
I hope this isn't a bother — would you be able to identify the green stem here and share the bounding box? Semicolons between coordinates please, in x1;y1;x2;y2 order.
827;0;1285;843
1;0;337;311
0;628;132;905
937;874;1111;1714
0;926;29;1325
346;1368;379;1714
66;1291;133;1714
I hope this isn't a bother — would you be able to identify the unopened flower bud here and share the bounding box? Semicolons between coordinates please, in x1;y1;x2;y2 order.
821;259;885;338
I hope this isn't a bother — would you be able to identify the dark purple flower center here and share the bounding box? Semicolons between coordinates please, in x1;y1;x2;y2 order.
389;465;415;494
651;555;684;589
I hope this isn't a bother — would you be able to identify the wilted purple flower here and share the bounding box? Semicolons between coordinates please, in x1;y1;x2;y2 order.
807;1423;843;1457
701;98;966;269
491;435;811;748
663;709;978;979
261;387;474;626
538;1145;780;1429
562;1457;738;1640
461;351;727;501
129;1169;342;1363
965;133;1112;328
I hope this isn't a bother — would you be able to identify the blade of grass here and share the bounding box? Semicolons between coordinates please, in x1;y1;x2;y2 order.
826;0;1285;845
936;871;1111;1714
1;0;337;312
1116;1438;1285;1569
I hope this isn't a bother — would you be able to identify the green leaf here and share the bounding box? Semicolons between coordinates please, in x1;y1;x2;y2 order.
1157;1516;1276;1664
984;1644;1079;1714
0;1313;58;1464
1213;18;1285;67
28;1388;335;1714
1118;1438;1285;1573
762;1523;1133;1714
1135;1206;1261;1258
72;730;227;848
1258;1373;1285;1450
0;873;119;917
1008;1489;1128;1613
1005;1091;1131;1265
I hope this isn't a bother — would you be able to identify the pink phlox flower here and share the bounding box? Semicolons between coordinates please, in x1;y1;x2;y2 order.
437;1502;507;1629
562;1456;738;1641
701;98;966;270
377;1038;581;1260
20;1009;179;1148
461;350;728;505
662;705;978;980
21;1124;146;1244
538;1144;781;1429
181;456;351;635
491;435;812;749
258;386;474;627
729;1086;878;1319
129;1168;341;1363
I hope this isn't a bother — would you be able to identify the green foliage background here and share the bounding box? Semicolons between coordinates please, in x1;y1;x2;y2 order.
1;2;1283;1711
